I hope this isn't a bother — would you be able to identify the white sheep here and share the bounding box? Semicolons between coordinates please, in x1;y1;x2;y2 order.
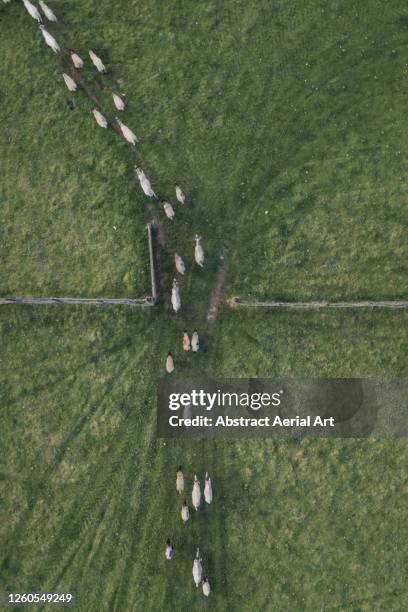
182;331;190;352
71;51;84;69
135;167;156;198
39;1;57;22
171;279;181;313
202;577;211;597
204;472;212;504
39;26;60;53
176;465;184;494
89;50;107;73
194;235;204;267
92;109;108;129
192;330;199;353
62;73;77;92
166;352;174;373
192;474;201;511
181;500;190;523
174;252;185;275
112;92;125;111
192;549;202;587
163;201;175;220
175;184;186;204
23;0;42;22
165;539;174;560
116;117;138;145
182;401;192;420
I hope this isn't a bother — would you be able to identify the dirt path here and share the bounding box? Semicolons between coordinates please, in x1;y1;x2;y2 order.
207;263;228;327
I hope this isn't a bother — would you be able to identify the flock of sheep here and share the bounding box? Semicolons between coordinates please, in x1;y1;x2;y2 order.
15;0;206;376
165;467;213;596
165;328;200;374
166;229;205;372
13;0;214;596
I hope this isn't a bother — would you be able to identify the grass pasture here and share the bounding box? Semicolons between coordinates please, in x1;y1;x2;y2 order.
1;307;407;611
1;0;408;610
2;0;407;303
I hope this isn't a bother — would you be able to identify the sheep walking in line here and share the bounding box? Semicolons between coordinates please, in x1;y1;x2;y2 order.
174;252;185;275
166;352;174;373
204;472;212;504
191;330;199;353
92;109;108;128
89;50;107;73
23;0;42;23
176;465;184;494
165;539;174;560
70;51;84;68
39;25;60;53
163;201;175;220
116;117;139;145
181;500;190;523
62;73;77;92
202;577;211;597
192;474;201;511
192;549;203;587
194;234;204;267
182;331;190;351
39;1;57;22
175;184;186;204
171;279;181;313
112;92;125;111
135;167;156;198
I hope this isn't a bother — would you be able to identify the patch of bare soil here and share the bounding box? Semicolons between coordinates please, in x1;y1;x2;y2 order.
207;263;228;326
150;216;167;249
149;217;169;303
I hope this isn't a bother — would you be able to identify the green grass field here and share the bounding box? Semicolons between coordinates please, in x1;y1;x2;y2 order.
1;307;407;611
1;0;407;610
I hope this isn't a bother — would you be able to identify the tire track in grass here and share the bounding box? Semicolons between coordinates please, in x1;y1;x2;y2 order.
3;359;91;409
112;437;173;611
201;438;229;610
35;547;80;612
10;343;155;598
79;331;166;610
38;405;156;606
59;420;157;611
35;415;140;580
1;356;132;585
2;314;98;409
31;458;127;607
194;314;229;607
101;414;160;611
105;452;159;611
37;314;166;604
2;408;92;561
